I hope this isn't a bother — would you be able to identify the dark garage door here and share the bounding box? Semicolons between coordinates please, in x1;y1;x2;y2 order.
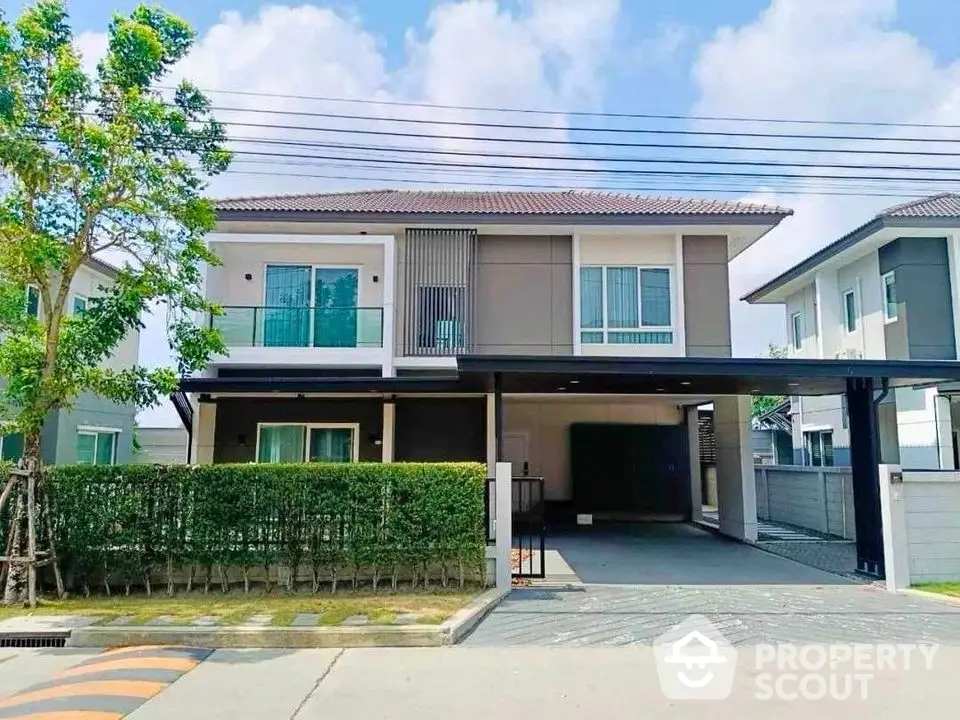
570;423;690;519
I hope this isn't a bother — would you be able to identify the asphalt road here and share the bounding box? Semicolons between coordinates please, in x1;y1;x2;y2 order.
2;644;959;718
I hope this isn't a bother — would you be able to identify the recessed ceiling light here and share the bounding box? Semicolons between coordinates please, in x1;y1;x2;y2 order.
569;379;580;384
681;381;691;386
656;387;666;392
788;382;800;387
558;386;567;391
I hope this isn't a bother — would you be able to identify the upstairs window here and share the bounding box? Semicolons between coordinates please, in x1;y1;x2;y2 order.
72;295;88;315
579;266;673;345
25;285;40;319
842;289;858;333
882;272;897;322
791;312;803;350
416;285;466;350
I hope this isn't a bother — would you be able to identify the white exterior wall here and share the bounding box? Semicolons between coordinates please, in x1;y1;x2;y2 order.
895;387;942;469
835;250;885;360
880;465;960;589
784;283;818;359
575;233;685;358
71;263;139;372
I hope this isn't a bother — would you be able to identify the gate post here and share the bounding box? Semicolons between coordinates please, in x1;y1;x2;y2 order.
495;461;513;590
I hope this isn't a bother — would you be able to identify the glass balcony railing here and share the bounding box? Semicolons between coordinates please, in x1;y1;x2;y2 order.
209;306;384;348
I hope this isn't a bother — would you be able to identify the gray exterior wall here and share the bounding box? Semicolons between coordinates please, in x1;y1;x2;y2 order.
211;398;384;463
682;235;731;357
474;235;572;355
879;237;957;361
46;393;137;465
394;398;486;462
755;465;856;539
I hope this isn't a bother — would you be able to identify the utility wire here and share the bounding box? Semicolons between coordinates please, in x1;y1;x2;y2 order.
206;104;960;144
178;85;960;131
223;134;960;173
218;118;960;158
216;147;960;183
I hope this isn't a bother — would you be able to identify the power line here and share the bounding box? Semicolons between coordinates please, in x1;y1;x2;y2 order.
218;147;960;184
223;134;960;174
218;118;960;158
206;104;960;145
181;85;960;131
222;167;937;199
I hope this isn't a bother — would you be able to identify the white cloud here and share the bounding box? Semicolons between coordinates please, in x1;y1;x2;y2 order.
691;0;960;357
79;0;621;426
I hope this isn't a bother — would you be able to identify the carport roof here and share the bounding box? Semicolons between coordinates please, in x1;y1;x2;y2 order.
179;355;960;397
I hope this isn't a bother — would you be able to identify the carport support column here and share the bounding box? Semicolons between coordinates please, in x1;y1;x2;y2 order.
494;461;513;589
713;396;757;543
847;378;885;578
686;407;703;524
381;400;395;463
190;399;216;465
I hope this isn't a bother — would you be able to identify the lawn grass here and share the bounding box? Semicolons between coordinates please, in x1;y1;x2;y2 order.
914;582;960;598
0;588;478;626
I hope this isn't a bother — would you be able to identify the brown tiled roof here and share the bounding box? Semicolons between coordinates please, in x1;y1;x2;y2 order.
214;189;793;217
879;192;960;218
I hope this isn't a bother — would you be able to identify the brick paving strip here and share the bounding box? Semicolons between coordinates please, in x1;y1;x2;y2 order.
0;645;211;719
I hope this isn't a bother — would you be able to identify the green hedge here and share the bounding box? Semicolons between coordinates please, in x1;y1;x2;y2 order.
4;462;487;595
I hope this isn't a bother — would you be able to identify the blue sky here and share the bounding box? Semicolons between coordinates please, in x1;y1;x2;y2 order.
6;0;960;425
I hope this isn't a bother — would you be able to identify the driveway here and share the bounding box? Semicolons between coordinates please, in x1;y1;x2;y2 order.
463;523;960;646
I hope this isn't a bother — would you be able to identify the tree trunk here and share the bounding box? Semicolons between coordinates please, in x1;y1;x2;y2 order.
2;490;26;605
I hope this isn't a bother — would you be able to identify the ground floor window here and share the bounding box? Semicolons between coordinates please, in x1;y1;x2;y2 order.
804;429;834;467
77;429;118;465
0;432;24;462
256;423;358;463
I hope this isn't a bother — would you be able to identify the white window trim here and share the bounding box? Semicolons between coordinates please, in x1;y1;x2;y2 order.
77;427;119;465
842;288;858;334
255;422;360;463
578;264;675;344
790;311;803;350
881;271;897;323
802;428;834;467
71;293;89;315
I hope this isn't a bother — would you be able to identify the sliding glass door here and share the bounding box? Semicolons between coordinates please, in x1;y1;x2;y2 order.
263;265;359;347
257;424;356;463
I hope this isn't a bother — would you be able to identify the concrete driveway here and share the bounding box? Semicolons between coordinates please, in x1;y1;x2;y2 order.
463;523;960;646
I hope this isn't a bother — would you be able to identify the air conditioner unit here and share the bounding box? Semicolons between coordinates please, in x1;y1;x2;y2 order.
835;348;862;360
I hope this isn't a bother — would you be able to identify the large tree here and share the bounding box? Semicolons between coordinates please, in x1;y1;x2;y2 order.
751;343;788;418
0;1;229;605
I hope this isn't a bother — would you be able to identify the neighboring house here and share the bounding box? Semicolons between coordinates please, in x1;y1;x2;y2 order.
744;192;960;470
0;258;139;466
133;427;188;464
175;189;792;537
751;399;793;465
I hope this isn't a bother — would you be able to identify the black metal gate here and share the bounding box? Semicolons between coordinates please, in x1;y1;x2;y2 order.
512;477;545;579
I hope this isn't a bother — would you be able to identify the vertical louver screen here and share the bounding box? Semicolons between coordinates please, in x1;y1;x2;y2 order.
402;228;478;356
698;410;717;464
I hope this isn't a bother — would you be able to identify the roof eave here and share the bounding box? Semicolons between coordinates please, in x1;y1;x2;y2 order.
213;208;791;227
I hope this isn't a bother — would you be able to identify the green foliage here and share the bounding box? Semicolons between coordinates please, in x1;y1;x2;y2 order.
752;343;789;418
0;0;230;436
26;462;487;594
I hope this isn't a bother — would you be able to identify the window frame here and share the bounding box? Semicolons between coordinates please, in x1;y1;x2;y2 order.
578;264;674;345
842;289;858;334
72;294;89;315
25;284;40;319
76;426;119;466
0;431;25;462
255;422;360;464
803;429;835;467
881;271;897;323
790;311;803;350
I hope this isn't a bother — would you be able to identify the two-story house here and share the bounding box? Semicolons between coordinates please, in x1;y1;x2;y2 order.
176;189;793;542
743;193;960;470
0;257;140;465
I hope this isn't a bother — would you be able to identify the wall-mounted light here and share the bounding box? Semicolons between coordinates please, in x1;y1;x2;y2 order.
373;275;379;283
369;433;383;446
244;273;253;281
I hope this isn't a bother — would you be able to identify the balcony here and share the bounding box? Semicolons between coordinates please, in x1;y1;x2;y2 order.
208;307;384;366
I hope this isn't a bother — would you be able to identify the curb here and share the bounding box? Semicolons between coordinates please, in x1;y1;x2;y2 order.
443;586;510;644
901;587;960;607
59;588;510;649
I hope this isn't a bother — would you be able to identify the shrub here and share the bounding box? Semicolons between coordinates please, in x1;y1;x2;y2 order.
30;462;486;595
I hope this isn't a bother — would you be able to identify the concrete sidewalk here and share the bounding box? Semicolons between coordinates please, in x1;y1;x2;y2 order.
3;645;960;718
